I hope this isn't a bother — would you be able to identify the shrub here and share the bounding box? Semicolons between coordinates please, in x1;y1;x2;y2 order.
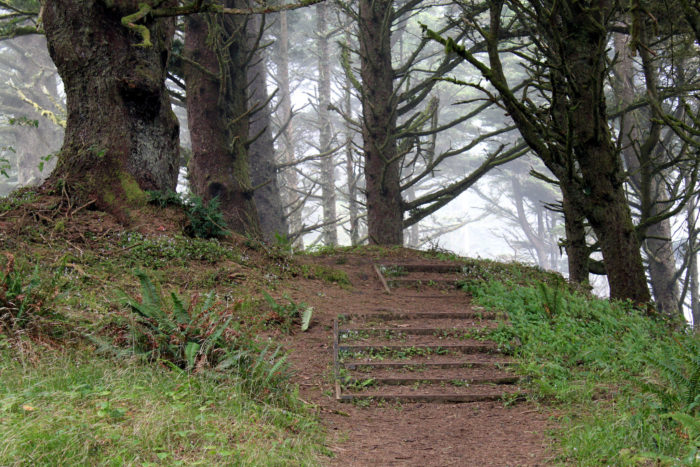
146;190;228;239
117;269;237;371
184;195;229;239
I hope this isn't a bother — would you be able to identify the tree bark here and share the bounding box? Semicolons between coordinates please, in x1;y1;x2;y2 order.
487;0;650;303
317;2;338;246
342;56;362;246
613;33;680;316
359;0;403;245
42;0;179;220
184;6;260;235
274;10;303;247
560;184;590;285
247;15;287;241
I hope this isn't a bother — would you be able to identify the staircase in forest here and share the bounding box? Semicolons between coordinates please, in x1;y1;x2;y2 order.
333;262;522;404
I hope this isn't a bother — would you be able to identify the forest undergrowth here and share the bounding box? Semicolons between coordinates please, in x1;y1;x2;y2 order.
0;189;698;465
460;269;699;466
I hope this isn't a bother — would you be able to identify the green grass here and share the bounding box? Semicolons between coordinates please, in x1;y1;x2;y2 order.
465;279;698;465
0;349;326;466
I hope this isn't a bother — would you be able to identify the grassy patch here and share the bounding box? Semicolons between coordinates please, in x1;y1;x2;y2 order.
465;279;698;465
115;233;236;269
0;350;325;466
294;264;351;287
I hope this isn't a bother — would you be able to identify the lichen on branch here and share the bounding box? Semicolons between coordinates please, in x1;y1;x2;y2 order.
121;2;153;47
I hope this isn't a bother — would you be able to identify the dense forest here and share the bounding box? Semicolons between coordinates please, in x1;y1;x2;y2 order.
0;1;699;464
2;0;700;326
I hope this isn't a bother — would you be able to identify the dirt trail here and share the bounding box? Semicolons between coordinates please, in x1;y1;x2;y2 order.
282;252;553;466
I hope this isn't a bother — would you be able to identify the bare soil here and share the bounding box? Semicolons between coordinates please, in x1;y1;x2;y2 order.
281;252;554;466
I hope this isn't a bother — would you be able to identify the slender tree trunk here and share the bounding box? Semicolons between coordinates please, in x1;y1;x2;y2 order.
274;10;303;247
317;2;337;246
247;15;288;241
359;0;403;245
560;184;590;285
184;7;260;235
42;0;179;221
343;66;361;246
512;176;549;268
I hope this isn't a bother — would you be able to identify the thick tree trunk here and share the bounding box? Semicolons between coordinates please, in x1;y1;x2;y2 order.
184;8;260;235
317;2;338;246
359;0;403;245
613;34;680;316
42;0;179;220
551;1;649;303
247;15;287;242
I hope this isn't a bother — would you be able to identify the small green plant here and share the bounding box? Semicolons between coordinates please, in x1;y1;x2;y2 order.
184;195;229;239
217;343;296;406
641;337;700;415
146;189;184;208
0;153;10;178
262;291;312;333
116;233;234;268
117;270;236;371
344;378;376;391
0;253;63;336
379;265;407;277
273;232;294;253
146;190;228;239
634;412;700;466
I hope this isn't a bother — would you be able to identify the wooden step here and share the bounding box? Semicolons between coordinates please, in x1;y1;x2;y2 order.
343;375;519;386
387;278;460;288
339;327;492;337
378;263;466;273
339;311;500;321
337;393;525;404
343;360;514;370
338;343;498;354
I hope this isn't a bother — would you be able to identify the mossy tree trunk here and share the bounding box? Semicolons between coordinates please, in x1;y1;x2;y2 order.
359;0;403;245
247;15;288;242
184;4;260;236
484;0;649;303
556;2;649;304
42;0;179;220
560;184;590;285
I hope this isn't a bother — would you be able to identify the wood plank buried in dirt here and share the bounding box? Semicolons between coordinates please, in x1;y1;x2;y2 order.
386;278;460;288
378;263;467;273
338;311;501;321
343;360;514;370
344;375;519;386
338;343;498;354
373;263;392;294
338;327;490;336
337;393;524;403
